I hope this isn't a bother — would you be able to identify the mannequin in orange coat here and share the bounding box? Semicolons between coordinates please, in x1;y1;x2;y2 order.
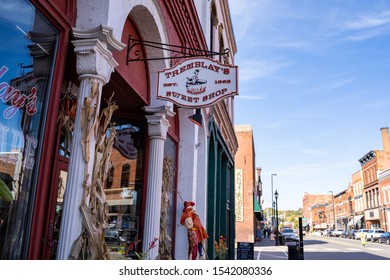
180;201;209;260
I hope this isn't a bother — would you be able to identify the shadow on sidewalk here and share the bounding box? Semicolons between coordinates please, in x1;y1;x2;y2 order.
255;238;277;247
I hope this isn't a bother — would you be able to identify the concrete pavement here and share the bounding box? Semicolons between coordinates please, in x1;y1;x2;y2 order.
253;236;304;260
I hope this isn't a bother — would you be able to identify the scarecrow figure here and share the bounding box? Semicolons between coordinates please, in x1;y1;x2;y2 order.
180;201;209;260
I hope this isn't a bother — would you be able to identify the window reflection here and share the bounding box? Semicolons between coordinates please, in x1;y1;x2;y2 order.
0;0;59;259
104;122;144;258
121;164;130;188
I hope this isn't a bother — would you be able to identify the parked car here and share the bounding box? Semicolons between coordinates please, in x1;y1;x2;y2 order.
366;229;385;242
313;230;322;236
280;228;298;241
331;229;343;237
354;229;370;240
322;229;332;236
378;232;390;245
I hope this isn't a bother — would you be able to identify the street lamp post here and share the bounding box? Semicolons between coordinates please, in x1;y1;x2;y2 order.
329;191;336;230
272;201;276;232
271;174;277;230
383;206;388;232
275;190;279;246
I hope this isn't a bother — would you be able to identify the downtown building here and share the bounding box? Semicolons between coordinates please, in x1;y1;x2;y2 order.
358;127;390;231
234;125;263;244
0;0;238;260
303;127;390;232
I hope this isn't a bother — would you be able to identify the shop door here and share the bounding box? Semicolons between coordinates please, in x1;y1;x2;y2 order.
42;159;68;259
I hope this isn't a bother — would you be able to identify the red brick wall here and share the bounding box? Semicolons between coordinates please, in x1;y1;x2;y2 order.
235;126;255;243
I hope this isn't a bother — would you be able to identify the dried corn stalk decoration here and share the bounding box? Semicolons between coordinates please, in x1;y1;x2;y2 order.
158;156;174;260
57;82;77;156
69;80;118;260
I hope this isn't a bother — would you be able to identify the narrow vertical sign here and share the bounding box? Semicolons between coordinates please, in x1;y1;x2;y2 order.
235;169;243;222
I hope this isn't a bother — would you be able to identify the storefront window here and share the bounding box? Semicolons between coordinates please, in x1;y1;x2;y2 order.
104;121;145;258
0;0;59;259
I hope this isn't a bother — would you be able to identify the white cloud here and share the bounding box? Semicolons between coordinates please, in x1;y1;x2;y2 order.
239;58;293;83
279;161;357;177
344;11;390;30
238;95;266;100
0;0;32;25
358;100;390;110
229;0;273;40
338;10;390;41
300;149;327;157
326;77;356;91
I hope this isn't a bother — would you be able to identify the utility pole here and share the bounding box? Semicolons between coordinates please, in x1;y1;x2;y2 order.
329;191;336;230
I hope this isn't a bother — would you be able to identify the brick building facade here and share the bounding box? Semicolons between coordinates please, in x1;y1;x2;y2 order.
234;125;257;243
303;127;390;232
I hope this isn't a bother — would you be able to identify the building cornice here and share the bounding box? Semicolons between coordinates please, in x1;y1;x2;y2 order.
220;0;237;55
359;150;377;166
379;168;390;180
164;1;208;53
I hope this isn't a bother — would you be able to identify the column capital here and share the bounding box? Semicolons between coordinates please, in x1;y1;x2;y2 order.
144;106;175;140
72;25;125;52
72;25;125;84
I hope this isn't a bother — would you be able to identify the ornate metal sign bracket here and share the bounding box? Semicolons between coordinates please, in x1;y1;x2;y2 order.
126;35;229;64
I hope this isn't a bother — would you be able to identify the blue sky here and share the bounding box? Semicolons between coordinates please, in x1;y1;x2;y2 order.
229;0;390;210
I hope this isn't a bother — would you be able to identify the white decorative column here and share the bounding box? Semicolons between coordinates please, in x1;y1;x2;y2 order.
143;105;174;260
57;26;124;259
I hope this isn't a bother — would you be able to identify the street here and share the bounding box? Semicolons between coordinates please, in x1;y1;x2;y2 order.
255;235;390;260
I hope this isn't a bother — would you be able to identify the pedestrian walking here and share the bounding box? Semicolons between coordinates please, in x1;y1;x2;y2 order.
360;232;366;247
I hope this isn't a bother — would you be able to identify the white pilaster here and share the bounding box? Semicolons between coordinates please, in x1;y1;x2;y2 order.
174;108;199;260
143;105;174;260
57;25;123;259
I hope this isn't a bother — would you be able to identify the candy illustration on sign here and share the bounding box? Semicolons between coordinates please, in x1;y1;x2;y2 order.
157;57;238;108
186;69;207;94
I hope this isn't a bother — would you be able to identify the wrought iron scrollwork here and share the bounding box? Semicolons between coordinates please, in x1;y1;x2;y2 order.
126;35;229;64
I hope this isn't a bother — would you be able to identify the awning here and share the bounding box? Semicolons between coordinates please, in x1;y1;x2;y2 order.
347;215;364;226
314;223;327;229
254;197;261;212
254;197;262;221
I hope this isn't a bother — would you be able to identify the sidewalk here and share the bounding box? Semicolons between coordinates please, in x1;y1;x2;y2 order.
254;237;289;260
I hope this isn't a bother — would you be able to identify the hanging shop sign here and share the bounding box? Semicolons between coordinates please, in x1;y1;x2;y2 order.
157;57;238;108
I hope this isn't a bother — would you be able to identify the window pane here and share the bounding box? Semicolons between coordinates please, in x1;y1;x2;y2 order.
104;121;145;259
0;0;59;259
